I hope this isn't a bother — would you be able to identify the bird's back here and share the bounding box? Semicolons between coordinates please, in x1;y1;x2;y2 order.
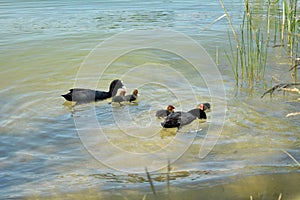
161;112;181;128
62;88;110;103
112;95;125;103
124;94;137;102
156;109;170;118
161;111;197;128
61;88;94;102
188;108;207;119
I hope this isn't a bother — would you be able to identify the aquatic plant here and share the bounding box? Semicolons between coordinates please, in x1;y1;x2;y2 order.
145;167;157;195
221;0;299;89
282;0;299;81
221;0;271;88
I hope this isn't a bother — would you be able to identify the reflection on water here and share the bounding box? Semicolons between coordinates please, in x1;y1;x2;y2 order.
1;0;300;199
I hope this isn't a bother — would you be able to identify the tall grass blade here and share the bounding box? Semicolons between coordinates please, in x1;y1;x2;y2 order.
145;167;156;195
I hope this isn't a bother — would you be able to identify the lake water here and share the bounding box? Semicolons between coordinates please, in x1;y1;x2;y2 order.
1;0;300;199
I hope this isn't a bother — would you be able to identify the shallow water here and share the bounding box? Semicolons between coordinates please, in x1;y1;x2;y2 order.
1;0;300;199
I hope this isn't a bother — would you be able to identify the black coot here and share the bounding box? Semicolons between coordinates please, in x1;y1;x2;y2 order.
61;79;124;103
124;89;138;102
161;104;207;128
156;105;175;118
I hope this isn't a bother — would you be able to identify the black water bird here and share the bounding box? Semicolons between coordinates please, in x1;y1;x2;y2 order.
61;79;124;103
161;104;207;128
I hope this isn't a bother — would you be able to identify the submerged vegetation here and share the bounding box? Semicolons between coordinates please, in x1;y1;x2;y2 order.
221;0;299;89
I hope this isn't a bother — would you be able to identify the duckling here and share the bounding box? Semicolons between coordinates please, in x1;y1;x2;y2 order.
156;105;175;118
110;88;127;105
124;89;138;102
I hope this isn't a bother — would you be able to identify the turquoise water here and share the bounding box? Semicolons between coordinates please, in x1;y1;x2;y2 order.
1;0;300;199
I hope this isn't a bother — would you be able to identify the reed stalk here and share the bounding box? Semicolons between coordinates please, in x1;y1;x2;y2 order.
166;160;171;194
216;46;219;65
281;149;300;167
221;0;272;89
282;1;286;44
219;0;240;48
221;0;298;90
145;167;156;195
282;0;299;82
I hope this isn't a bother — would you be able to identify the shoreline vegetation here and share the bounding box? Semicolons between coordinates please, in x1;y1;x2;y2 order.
221;0;299;117
220;0;299;88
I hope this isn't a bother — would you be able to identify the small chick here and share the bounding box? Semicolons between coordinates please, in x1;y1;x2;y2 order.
156;105;175;118
111;88;126;104
124;89;138;102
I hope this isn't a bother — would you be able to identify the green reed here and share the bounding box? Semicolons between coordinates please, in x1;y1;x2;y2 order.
221;0;271;88
281;0;299;81
222;0;299;88
282;0;298;49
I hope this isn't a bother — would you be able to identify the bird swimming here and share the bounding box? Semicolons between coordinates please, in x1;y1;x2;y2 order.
61;79;124;104
161;104;207;128
124;89;138;102
156;105;175;118
110;87;127;104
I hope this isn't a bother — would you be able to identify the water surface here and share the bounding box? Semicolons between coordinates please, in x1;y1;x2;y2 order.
1;0;300;199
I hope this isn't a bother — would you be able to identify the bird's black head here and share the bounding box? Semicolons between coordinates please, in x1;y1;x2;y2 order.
109;79;124;96
202;103;211;111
